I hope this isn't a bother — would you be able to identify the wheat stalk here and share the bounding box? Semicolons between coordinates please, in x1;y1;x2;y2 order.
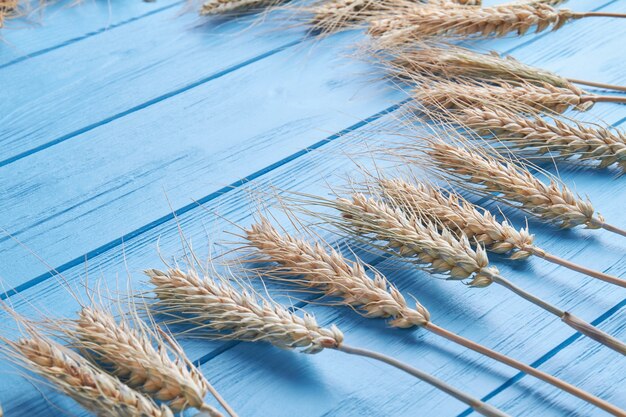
455;105;626;173
1;327;175;417
62;306;228;416
145;267;510;417
243;217;625;415
376;177;626;287
200;0;282;15
419;141;626;238
412;79;626;115
367;3;626;42
301;192;626;354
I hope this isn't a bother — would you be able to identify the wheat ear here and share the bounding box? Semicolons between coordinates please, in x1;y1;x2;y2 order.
386;45;626;94
244;218;626;416
367;3;626;42
200;0;282;15
456;105;626;173
64;307;229;417
377;177;626;288
0;327;174;417
145;267;510;417
412;79;626;115
306;192;626;354
245;216;431;327
420;141;626;237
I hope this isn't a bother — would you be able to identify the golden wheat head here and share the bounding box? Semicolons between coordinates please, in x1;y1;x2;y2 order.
145;268;344;353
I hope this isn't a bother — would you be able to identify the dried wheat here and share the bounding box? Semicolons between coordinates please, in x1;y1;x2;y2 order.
388;45;581;93
245;216;431;327
456;105;626;173
421;141;611;229
243;217;625;415
367;3;626;42
67;307;224;416
145;267;510;416
146;267;344;353
2;329;174;417
412;79;626;115
377;177;626;287
300;192;626;354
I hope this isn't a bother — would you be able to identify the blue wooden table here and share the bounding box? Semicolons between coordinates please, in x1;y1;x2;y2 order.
0;0;625;415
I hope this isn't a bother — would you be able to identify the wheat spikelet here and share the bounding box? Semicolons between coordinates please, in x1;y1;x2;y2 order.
67;307;222;416
244;217;430;327
200;0;282;15
146;267;344;353
377;178;536;259
455;105;626;173
422;141;602;229
387;45;582;94
367;3;623;42
413;79;597;114
2;328;174;417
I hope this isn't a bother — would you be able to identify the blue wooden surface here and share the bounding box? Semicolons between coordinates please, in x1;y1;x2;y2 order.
0;0;625;415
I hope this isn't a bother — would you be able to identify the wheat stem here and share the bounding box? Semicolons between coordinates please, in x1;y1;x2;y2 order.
423;322;626;416
337;343;510;417
527;246;626;288
568;78;626;93
485;271;626;356
587;218;626;237
576;12;626;19
587;95;626;104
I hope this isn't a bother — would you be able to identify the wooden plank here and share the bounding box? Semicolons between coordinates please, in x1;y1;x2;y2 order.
0;0;615;164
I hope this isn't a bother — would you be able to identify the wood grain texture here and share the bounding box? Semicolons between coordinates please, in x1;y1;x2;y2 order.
0;0;625;415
